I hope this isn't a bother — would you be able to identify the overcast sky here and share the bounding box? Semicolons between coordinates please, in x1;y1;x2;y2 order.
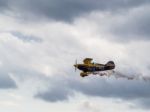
0;0;150;112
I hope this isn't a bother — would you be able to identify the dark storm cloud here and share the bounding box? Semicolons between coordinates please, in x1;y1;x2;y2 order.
35;74;150;109
2;0;150;21
11;31;43;43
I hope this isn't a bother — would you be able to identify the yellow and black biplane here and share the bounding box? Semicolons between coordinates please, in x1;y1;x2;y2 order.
74;58;115;77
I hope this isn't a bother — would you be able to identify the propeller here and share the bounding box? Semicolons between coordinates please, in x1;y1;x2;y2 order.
74;59;77;72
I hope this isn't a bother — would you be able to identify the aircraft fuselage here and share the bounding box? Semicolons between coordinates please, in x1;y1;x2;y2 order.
74;63;115;72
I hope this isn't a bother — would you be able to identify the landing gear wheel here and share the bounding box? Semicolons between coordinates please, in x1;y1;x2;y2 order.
80;73;88;77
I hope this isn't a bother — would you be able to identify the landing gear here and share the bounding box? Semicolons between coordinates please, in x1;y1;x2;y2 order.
80;72;88;77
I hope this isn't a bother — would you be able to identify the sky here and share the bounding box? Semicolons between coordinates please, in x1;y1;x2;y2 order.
0;0;150;112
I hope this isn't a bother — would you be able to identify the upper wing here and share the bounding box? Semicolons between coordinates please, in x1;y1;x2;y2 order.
83;58;93;64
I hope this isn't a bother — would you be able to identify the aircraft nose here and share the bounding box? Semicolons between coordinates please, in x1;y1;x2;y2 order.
74;64;78;67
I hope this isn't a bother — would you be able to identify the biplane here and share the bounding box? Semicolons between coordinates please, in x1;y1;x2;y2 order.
74;58;115;77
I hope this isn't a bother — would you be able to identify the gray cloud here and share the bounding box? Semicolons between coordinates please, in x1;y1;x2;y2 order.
36;88;70;102
0;0;9;10
110;5;150;42
1;0;150;21
35;73;150;109
11;31;43;43
0;61;17;89
0;2;150;110
0;71;17;89
35;80;72;102
135;98;150;109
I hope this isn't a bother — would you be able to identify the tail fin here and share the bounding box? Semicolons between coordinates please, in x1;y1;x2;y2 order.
105;61;115;69
106;61;114;65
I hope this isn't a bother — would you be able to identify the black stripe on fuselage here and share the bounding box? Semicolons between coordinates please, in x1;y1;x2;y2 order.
78;65;114;72
78;65;103;72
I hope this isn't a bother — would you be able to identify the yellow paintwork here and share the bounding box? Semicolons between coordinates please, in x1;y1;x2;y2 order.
74;58;105;77
83;58;93;64
74;58;115;77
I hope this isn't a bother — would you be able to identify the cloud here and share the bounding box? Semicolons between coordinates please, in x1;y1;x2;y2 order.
72;4;150;42
0;0;9;10
1;0;150;21
11;31;43;43
34;72;150;110
79;101;101;112
35;77;73;102
0;6;150;110
0;72;17;89
0;62;16;89
135;98;150;110
110;4;150;41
